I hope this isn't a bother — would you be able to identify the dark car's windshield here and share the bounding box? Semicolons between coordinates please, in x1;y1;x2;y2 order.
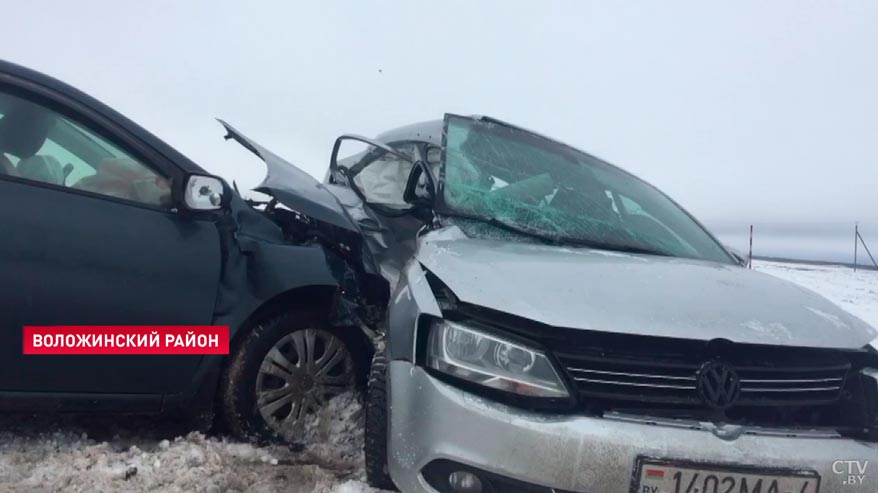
440;115;734;263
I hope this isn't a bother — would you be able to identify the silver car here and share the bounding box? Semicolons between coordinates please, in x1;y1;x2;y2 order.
317;115;878;493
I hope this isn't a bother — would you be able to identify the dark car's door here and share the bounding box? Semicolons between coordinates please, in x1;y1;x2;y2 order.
0;76;221;397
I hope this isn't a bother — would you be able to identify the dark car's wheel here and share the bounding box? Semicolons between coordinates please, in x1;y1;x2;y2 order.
220;311;358;443
364;350;396;489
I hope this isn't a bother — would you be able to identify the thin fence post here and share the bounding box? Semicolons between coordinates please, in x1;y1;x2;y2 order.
748;224;753;269
854;223;858;272
857;229;877;268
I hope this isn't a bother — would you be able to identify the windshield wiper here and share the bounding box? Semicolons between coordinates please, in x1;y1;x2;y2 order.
482;217;566;246
442;212;563;246
444;212;672;257
539;230;673;257
581;241;672;257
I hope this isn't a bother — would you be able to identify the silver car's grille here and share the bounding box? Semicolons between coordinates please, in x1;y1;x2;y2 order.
445;301;872;434
561;355;700;403
735;364;849;403
556;352;849;406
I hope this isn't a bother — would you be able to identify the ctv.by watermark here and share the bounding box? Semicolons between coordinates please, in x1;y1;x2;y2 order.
832;460;869;486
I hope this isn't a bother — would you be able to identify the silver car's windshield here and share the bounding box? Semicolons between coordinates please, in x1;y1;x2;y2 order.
440;115;734;263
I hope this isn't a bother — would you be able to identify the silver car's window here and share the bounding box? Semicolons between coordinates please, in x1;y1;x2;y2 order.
349;143;416;207
441;116;733;263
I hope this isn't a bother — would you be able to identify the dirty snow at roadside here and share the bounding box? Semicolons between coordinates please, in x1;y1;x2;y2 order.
0;392;386;493
0;261;875;492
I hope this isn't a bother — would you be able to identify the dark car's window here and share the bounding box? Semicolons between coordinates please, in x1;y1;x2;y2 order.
0;91;171;207
441;115;733;263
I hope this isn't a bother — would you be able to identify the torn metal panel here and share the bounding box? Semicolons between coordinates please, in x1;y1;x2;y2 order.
386;260;443;362
219;119;358;232
209;198;341;337
328;183;421;290
216;122;397;330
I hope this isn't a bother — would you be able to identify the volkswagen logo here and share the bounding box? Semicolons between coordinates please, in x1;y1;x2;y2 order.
697;360;741;409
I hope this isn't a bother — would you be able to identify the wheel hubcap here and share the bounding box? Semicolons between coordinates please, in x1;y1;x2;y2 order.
255;328;354;438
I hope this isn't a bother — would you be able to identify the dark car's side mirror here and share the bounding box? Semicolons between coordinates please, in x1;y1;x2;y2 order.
403;160;436;207
182;174;230;211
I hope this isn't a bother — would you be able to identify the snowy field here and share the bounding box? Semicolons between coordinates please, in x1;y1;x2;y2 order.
753;260;878;329
0;260;875;493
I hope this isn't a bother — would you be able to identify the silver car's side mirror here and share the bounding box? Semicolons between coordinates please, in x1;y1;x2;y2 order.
726;246;750;267
184;174;225;210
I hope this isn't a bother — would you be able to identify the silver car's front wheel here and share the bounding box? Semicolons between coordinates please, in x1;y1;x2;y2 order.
255;329;355;436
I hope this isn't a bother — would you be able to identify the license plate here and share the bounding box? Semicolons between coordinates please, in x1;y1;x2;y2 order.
633;458;820;493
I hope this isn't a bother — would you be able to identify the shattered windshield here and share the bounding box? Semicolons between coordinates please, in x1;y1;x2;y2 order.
440;115;733;263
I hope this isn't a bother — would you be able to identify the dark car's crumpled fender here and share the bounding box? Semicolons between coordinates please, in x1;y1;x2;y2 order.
211;197;344;337
162;195;348;416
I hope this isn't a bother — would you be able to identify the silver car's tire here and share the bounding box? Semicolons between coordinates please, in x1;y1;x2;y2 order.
364;350;396;489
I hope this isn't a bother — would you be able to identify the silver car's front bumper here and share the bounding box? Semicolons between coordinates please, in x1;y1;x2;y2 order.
388;361;878;493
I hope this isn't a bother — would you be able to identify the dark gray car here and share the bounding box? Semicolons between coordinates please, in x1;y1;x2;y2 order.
0;60;387;444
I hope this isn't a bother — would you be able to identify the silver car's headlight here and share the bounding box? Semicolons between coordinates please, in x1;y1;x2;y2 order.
426;320;569;398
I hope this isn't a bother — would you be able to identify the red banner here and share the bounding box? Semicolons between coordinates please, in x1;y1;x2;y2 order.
23;326;230;355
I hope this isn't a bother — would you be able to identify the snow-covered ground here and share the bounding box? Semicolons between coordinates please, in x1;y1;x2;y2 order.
753;260;878;328
0;260;875;492
0;393;384;493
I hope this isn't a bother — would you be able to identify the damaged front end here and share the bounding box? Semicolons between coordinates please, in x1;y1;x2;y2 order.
371;114;878;492
217;120;389;333
399;228;878;441
382;231;878;493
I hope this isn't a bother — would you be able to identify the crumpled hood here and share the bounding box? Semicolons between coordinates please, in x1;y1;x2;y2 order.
219;120;358;232
415;229;877;349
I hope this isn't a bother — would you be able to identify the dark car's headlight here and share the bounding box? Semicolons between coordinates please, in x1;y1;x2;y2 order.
426;320;569;398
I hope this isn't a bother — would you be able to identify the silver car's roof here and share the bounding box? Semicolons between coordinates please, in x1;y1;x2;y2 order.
375;119;443;146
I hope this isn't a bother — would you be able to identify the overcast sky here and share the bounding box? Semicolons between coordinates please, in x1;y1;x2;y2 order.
3;1;876;229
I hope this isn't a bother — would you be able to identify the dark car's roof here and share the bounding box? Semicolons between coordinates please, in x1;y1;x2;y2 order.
0;59;207;174
375;119;444;147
